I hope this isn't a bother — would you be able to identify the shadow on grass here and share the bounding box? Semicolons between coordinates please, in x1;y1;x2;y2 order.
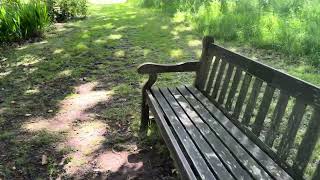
0;2;201;179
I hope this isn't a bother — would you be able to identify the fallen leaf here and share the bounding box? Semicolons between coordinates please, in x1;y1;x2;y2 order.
42;155;48;165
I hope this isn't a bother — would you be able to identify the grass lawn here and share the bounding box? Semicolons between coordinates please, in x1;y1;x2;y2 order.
0;1;319;179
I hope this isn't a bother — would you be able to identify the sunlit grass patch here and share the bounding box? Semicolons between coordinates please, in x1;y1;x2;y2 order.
188;39;201;47
76;43;89;51
170;49;183;58
107;34;122;40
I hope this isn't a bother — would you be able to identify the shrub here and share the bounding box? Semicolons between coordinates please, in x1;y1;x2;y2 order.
0;0;49;42
47;0;88;22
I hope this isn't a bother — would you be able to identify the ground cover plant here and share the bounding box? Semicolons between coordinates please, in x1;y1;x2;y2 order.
0;0;49;42
0;0;88;43
0;0;319;179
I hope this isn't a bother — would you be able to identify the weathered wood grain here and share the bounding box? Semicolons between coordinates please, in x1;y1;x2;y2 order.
265;92;290;147
138;61;199;74
242;78;263;126
252;85;275;136
204;58;220;95
160;88;234;180
146;91;198;180
210;44;320;109
196;36;215;90
293;108;320;174
171;87;252;180
140;73;157;136
152;88;216;179
233;73;252;119
210;60;227;100
187;86;292;180
225;68;242;111
277;99;307;161
218;64;234;105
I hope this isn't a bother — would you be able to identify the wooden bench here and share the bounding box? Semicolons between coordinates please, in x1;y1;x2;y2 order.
137;36;320;180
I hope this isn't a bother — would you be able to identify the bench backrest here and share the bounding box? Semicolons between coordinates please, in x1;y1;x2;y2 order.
195;36;320;179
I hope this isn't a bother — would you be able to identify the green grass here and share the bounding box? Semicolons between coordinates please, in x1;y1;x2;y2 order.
131;0;320;68
0;1;319;179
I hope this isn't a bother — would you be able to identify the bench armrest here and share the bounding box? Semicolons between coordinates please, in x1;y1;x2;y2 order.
137;61;200;74
138;61;200;135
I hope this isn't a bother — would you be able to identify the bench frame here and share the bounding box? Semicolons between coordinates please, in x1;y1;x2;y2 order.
137;36;320;180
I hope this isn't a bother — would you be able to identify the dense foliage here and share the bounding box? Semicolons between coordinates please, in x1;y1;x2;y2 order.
47;0;88;22
132;0;320;67
0;0;88;43
0;0;49;42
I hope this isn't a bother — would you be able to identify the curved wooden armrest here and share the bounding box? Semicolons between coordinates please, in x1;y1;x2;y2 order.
138;61;200;136
137;61;200;74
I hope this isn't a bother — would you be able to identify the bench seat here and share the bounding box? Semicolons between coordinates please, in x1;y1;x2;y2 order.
147;86;292;180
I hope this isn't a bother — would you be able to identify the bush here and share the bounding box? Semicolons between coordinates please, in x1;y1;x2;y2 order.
133;0;320;67
47;0;88;22
0;0;49;42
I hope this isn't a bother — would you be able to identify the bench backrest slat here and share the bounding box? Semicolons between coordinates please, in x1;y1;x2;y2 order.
210;60;227;100
265;92;290;146
233;73;252;119
242;78;263;126
294;109;320;174
217;64;234;104
204;58;220;93
277;99;307;160
225;68;242;111
196;36;215;90
252;85;276;136
195;36;320;179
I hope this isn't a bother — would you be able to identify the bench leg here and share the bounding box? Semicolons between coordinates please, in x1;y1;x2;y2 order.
140;94;149;137
139;73;157;138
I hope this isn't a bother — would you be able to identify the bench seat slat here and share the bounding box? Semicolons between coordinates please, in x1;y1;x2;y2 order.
168;87;252;180
176;87;272;180
148;86;294;180
186;86;293;180
159;88;235;180
146;91;198;180
151;89;217;179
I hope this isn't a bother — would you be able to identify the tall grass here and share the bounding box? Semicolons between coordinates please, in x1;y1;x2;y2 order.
0;0;49;42
131;0;320;67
